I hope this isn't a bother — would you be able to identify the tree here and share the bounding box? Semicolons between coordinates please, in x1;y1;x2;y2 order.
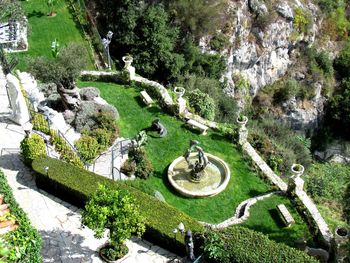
82;185;145;260
28;43;87;90
131;5;184;81
0;0;24;22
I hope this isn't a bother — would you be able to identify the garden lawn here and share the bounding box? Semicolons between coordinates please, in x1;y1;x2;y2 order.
78;81;311;245
241;194;312;247
78;81;271;221
16;0;94;70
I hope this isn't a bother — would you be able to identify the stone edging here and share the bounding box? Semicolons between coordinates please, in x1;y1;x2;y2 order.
202;192;280;229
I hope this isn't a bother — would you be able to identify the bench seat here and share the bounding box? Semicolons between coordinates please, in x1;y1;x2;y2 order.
140;90;154;106
277;204;295;227
186;119;209;135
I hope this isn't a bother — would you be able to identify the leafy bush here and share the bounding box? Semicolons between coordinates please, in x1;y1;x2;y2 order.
31;113;50;134
20;133;46;166
293;8;311;34
187;89;216;121
89;128;112;151
335;41;350;79
201;227;317;263
210;32;230;51
128;146;153;179
273;79;300;103
82;185;145;259
32;157;318;260
75;134;100;164
0;170;41;262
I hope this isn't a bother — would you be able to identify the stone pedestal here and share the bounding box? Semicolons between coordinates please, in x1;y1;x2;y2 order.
122;56;135;80
287;176;304;194
177;97;187;115
237;116;248;145
333;227;349;263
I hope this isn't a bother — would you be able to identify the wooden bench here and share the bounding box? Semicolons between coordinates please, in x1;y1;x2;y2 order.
186;119;209;135
277;204;295;227
140;90;154;106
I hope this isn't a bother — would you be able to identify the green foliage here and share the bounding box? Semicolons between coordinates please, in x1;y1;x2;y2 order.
187;89;216;121
0;238;9;263
28;43;87;89
93;110;119;143
273;79;300;103
210;32;230;51
128;146;153;179
293;8;311;34
47;0;57;15
317;0;342;13
327;78;350;139
329;6;349;40
89;128;111;151
20;134;46;166
335;41;350;79
304;163;350;208
0;170;42;262
202;227;317;263
74;134;99;164
31;112;50;134
0;0;24;22
167;0;226;38
82;184;145;258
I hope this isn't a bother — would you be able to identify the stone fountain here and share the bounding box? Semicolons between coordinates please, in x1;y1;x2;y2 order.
168;140;230;198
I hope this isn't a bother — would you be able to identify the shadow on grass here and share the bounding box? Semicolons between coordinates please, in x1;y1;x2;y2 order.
209;132;232;143
269;208;286;228
27;10;45;18
181;124;202;136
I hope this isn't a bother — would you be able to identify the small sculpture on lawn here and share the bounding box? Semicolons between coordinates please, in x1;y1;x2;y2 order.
151;118;167;137
183;140;209;182
185;229;195;262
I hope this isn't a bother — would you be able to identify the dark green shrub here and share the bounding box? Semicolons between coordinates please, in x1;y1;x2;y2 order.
210;32;230;51
273;79;300;103
89;128;112;151
20;133;46;166
31;113;50;134
75;134;100;164
128;146;153;179
202;227;317;263
93;110;119;143
120;159;136;176
187;89;216;121
32;157;318;260
0;170;41;262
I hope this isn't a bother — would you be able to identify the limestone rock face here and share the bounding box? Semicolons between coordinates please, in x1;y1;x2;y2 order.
281;83;326;131
209;0;320;98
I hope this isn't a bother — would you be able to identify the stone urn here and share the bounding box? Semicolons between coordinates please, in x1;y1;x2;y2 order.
174;86;185;99
334;227;349;262
291;164;304;177
236;115;248;127
122;56;133;68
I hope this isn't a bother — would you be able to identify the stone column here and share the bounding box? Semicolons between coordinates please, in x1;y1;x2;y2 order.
174;87;186;115
122;56;135;80
287;164;305;194
333;227;349;262
236;115;248;145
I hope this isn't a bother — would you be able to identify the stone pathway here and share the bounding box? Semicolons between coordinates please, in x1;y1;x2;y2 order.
0;67;182;263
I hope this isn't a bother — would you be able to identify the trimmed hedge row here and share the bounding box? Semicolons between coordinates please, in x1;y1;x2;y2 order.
0;170;42;262
202;227;318;263
32;157;202;255
32;157;316;262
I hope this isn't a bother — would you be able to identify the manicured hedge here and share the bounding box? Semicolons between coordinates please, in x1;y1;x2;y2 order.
202;227;318;263
32;157;316;261
0;170;42;262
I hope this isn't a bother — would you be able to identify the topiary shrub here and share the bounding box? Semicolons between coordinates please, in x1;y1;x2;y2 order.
75;134;100;164
187;89;216;121
20;133;46;166
128;146;153;179
31;113;50;134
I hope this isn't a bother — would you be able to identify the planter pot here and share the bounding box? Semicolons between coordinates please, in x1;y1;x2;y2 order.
335;227;349;239
291;164;304;177
236;115;248;126
174;86;185;99
99;243;130;263
122;56;133;68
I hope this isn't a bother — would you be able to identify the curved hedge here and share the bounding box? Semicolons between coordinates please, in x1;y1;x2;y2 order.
0;170;42;262
32;157;316;262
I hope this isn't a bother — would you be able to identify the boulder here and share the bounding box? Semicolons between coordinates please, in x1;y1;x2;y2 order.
276;2;294;20
248;0;268;15
80;87;100;101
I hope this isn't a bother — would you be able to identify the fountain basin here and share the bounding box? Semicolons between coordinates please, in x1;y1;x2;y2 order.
168;152;230;198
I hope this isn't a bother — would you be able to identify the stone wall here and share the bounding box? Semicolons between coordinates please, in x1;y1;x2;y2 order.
237;121;333;248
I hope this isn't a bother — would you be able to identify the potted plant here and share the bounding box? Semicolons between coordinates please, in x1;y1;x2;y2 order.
82;185;145;262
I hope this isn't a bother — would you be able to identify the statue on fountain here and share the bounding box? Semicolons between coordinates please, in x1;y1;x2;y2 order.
183;140;209;182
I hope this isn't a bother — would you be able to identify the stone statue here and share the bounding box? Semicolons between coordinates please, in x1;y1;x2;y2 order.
183;140;209;182
185;230;195;262
6;74;30;126
295;238;329;263
151;118;167;137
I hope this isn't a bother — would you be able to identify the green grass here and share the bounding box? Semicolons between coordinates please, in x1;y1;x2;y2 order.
241;194;312;247
15;0;94;70
77;81;311;245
